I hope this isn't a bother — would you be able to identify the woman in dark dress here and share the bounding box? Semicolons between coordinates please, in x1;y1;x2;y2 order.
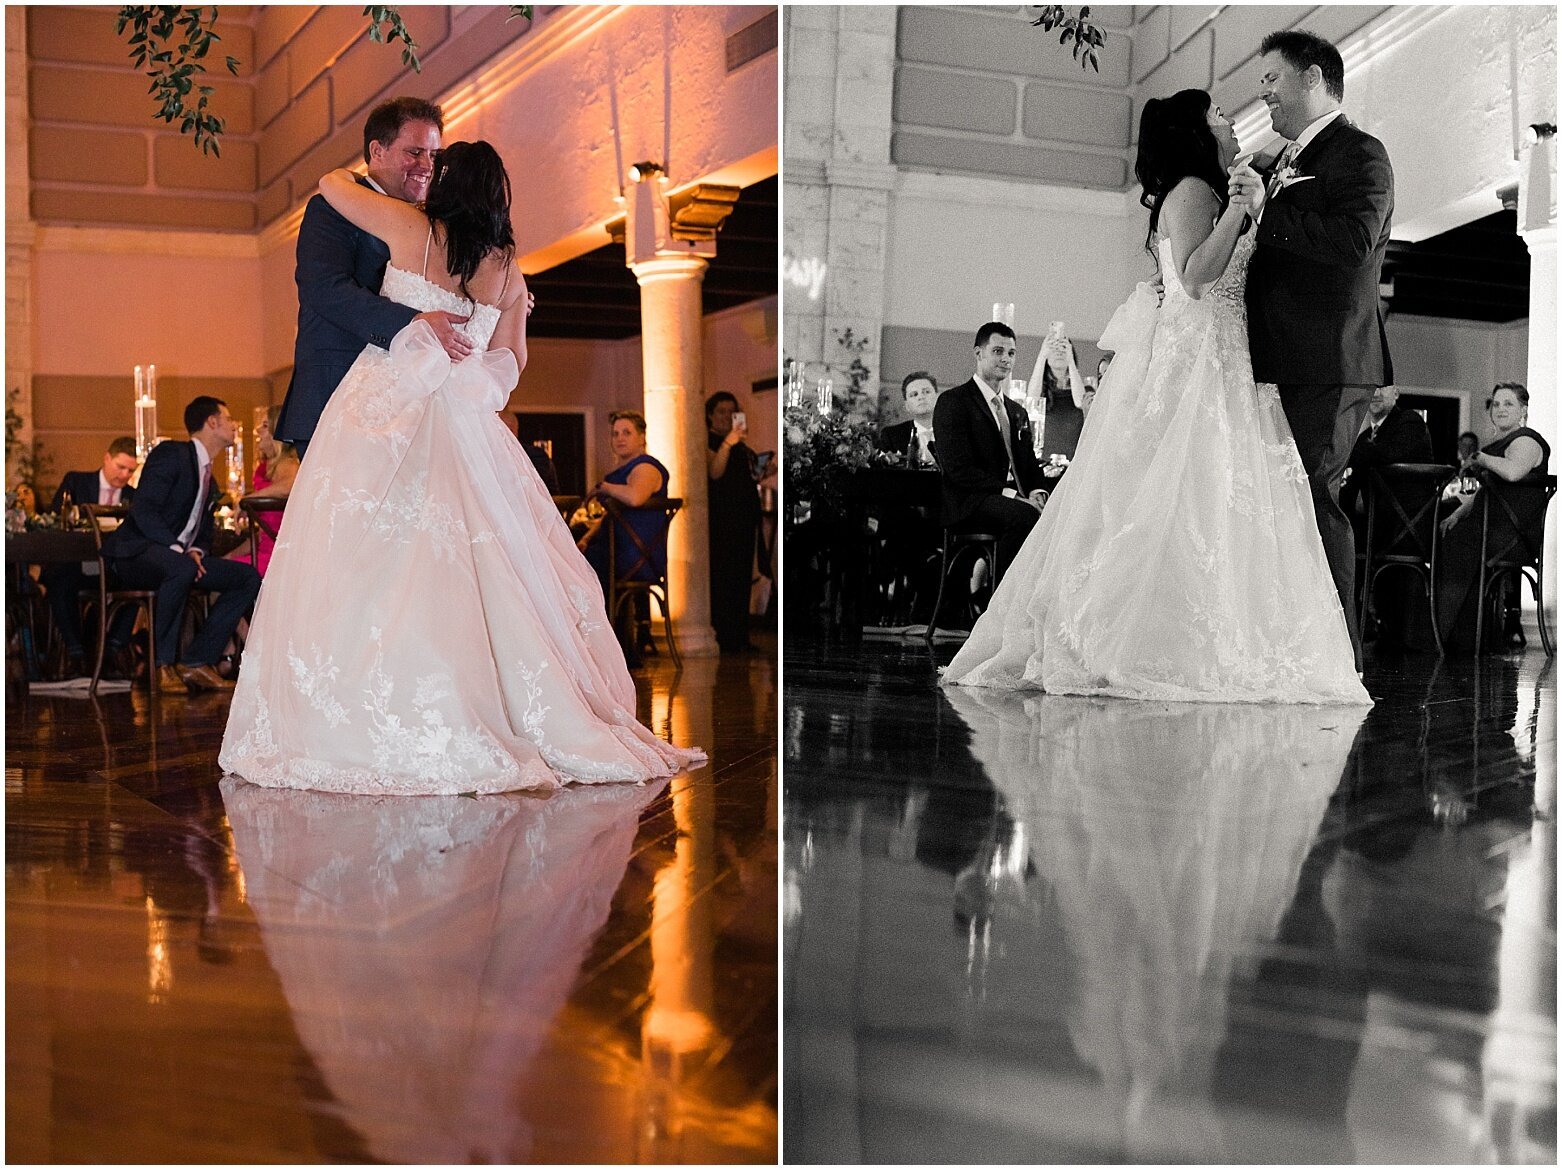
1435;383;1550;650
579;409;670;590
706;391;761;653
1024;333;1088;462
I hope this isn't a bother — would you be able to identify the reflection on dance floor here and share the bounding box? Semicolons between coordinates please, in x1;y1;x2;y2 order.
784;641;1555;1164
6;644;777;1164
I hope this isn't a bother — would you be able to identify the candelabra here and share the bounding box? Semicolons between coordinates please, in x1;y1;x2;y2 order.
784;359;805;409
815;376;834;416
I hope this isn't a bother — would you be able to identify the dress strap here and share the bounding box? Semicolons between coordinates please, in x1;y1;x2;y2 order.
421;225;434;279
496;253;512;305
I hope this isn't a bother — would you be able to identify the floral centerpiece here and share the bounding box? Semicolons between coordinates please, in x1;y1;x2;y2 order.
783;404;877;524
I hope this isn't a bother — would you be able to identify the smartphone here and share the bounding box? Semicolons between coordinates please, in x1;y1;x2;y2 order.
733;410;747;432
755;450;774;478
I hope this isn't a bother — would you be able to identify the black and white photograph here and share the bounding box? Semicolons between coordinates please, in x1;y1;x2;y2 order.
782;4;1557;1163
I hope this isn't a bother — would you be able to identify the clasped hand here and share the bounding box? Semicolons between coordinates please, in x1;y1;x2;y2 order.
1226;158;1265;219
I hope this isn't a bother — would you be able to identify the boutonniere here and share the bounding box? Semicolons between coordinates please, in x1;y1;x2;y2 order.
1271;163;1316;193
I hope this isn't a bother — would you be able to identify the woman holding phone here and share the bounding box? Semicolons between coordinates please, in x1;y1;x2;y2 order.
706;391;762;654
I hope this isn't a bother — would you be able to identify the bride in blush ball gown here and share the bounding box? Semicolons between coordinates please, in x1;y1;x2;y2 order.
220;141;704;795
944;91;1368;706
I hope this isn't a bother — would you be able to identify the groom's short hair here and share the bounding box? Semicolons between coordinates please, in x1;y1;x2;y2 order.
974;322;1016;349
1260;30;1345;102
363;97;445;164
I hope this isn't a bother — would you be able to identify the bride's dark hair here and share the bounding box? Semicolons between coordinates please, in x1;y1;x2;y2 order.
422;140;516;301
1134;89;1228;256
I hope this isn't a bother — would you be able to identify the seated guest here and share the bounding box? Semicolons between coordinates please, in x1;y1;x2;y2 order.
877;373;940;467
41;436;140;678
1435;383;1550;651
226;407;298;577
707;391;762;654
1341;384;1433;520
1442;430;1483;503
578;409;669;588
1025;329;1087;462
102;396;262;694
1457;430;1480;463
932;321;1046;580
11;482;37;517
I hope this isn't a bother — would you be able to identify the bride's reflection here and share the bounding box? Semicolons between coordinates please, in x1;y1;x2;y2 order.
940;687;1366;1158
219;776;667;1163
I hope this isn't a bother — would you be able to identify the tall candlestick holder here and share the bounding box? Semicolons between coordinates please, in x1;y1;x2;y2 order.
815;376;834;416
784;359;804;409
133;364;158;462
227;433;246;499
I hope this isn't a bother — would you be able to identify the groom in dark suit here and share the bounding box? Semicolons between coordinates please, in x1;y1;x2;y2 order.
932;322;1048;578
1231;29;1394;671
275;97;472;459
102;397;261;694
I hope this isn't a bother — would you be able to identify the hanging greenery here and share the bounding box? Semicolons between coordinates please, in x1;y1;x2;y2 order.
114;6;537;154
115;6;239;156
1028;5;1107;73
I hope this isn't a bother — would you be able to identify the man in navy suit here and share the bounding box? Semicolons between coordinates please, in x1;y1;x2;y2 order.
1230;29;1395;671
274;97;473;460
41;436;140;678
102;397;262;694
932;322;1048;580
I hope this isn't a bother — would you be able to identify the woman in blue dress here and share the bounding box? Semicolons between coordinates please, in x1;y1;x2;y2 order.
579;409;670;658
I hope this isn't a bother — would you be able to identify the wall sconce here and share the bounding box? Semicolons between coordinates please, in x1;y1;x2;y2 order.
628;161;664;183
1526;123;1557;144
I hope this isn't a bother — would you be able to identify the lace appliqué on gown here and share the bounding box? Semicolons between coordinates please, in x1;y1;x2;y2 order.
944;233;1369;705
220;265;706;794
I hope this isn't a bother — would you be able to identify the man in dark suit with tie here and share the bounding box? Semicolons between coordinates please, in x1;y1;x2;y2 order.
274;97;473;460
41;436;140;678
932;322;1048;579
102;397;261;694
1230;29;1395;671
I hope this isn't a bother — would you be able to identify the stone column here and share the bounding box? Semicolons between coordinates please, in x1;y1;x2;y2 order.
1519;133;1556;629
632;254;720;657
5;8;34;482
782;6;896;406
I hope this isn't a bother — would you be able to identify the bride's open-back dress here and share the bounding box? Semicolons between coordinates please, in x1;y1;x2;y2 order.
220;263;705;794
944;232;1370;705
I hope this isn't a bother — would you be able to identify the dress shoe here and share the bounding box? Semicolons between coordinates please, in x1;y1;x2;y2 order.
179;664;236;692
158;664;190;695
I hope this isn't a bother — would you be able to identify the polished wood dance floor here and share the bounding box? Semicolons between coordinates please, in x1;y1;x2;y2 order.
7;639;777;1164
784;637;1555;1164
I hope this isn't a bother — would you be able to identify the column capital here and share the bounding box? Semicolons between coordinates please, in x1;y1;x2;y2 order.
630;254;709;286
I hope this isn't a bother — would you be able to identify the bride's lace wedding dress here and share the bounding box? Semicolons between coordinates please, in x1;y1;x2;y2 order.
944;233;1369;704
220;265;705;794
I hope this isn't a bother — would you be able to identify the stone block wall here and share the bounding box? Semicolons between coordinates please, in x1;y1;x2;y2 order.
891;4;1136;188
28;4;258;231
24;5;532;233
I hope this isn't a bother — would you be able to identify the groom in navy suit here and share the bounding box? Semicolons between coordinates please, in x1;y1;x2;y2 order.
102;397;262;694
1231;29;1394;671
275;97;473;459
